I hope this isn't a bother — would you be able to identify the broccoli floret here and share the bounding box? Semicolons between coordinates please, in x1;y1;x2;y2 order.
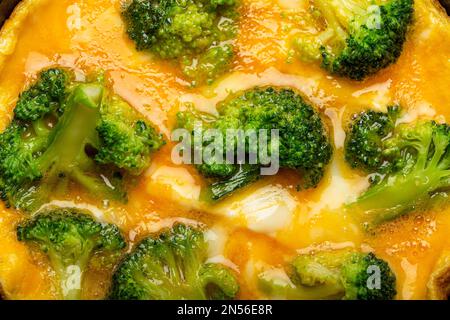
345;108;450;227
109;223;239;300
293;0;414;80
350;120;450;226
14;68;70;121
95;95;165;174
177;87;332;201
345;106;400;173
258;250;396;300
17;208;126;300
182;44;234;86
122;0;239;85
0;68;164;212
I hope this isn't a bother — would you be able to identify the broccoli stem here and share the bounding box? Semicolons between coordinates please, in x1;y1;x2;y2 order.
315;0;370;29
22;118;52;155
202;164;260;201
352;166;450;226
258;272;344;300
352;128;450;226
199;264;240;299
313;0;348;40
71;168;121;199
135;254;207;299
310;0;372;52
39;84;102;172
47;241;95;300
56;264;83;300
24;135;49;155
32;118;51;137
25;84;120;203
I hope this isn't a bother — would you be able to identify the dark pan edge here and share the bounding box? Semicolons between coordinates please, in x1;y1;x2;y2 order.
0;0;22;27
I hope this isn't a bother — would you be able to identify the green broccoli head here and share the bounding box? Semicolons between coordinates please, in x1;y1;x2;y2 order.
345;108;450;227
181;44;235;86
109;223;239;300
14;68;70;121
95;95;165;174
17;208;126;300
177;87;332;201
0;122;43;191
122;0;239;85
258;250;396;300
293;0;414;80
340;252;397;300
0;68;164;212
345;105;400;173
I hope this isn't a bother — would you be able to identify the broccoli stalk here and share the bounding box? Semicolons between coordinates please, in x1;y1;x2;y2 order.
258;250;397;300
17;208;126;300
0;68;164;212
109;223;239;300
1;83;123;210
201;164;261;201
293;0;414;80
177;87;332;201
258;270;343;300
349;121;450;226
36;84;116;198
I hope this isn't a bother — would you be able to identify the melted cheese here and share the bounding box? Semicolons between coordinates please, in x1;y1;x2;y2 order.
0;0;449;300
212;184;297;235
147;165;202;202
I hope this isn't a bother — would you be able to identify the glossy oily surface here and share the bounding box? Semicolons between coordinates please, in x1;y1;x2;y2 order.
0;0;449;299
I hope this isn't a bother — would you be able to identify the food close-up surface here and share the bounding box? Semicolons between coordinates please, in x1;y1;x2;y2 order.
0;0;449;301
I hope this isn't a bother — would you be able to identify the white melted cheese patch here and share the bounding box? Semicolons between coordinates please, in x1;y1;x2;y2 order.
213;185;297;236
325;107;346;149
400;258;418;300
309;106;370;214
352;79;392;110
397;100;438;124
308;160;369;215
61;265;82;297
146;165;201;202
205;225;239;273
205;226;229;257
66;4;82;31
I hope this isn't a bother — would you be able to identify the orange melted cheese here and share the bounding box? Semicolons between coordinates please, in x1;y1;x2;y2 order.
0;0;449;300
